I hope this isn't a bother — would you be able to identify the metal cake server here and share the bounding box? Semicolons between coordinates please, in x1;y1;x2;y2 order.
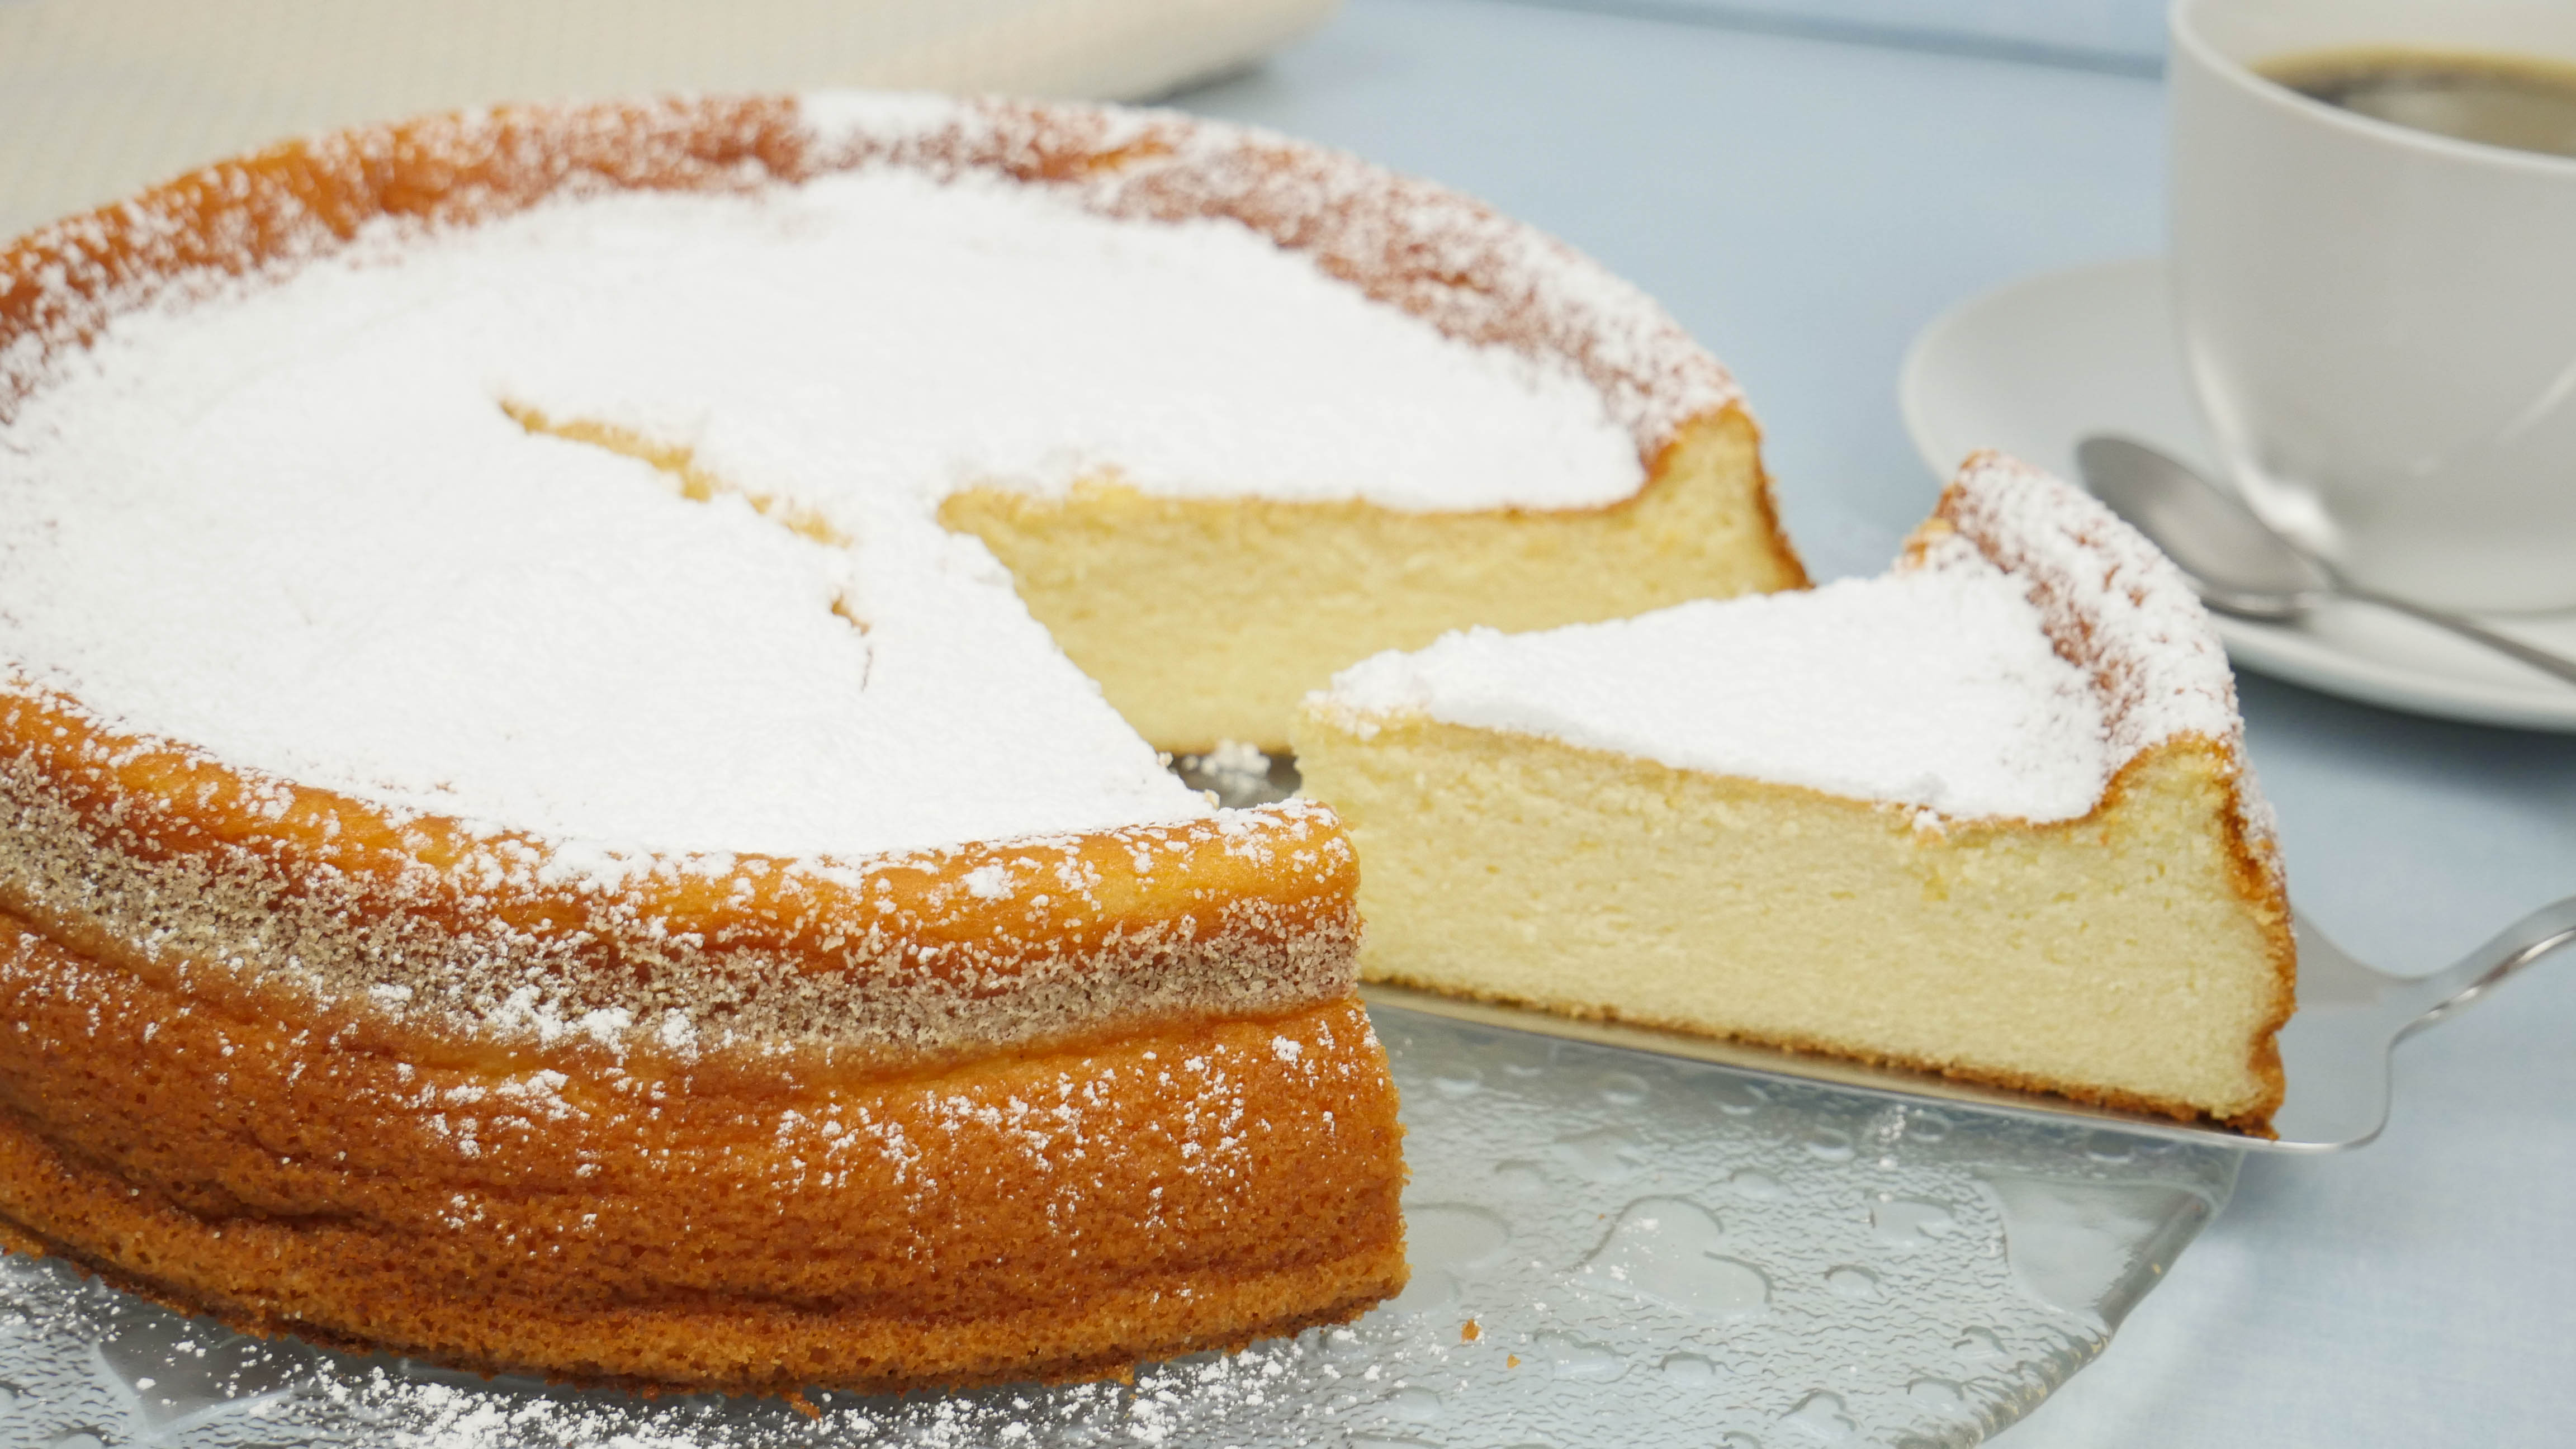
1362;892;2576;1154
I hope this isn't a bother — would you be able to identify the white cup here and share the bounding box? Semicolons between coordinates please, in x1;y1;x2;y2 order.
2171;0;2576;614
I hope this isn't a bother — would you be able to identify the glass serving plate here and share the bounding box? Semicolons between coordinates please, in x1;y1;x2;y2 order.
0;1005;2238;1449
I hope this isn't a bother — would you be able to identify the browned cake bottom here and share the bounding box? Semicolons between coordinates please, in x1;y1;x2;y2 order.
0;912;1408;1394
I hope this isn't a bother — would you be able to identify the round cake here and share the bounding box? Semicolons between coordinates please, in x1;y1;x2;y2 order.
0;94;1800;1390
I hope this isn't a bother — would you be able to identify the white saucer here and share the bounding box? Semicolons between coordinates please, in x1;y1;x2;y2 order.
1898;257;2576;734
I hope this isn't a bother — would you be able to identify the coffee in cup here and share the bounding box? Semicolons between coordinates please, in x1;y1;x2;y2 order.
2262;48;2576;160
2171;0;2576;614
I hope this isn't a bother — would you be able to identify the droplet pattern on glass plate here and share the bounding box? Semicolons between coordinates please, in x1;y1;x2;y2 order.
0;1007;2237;1448
1824;1266;1883;1301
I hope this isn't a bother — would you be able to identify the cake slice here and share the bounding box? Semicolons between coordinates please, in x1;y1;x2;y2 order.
1296;453;2296;1130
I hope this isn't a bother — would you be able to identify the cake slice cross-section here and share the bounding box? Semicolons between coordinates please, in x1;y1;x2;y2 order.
1296;453;2296;1131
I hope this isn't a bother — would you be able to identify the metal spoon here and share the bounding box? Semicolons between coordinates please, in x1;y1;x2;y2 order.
2075;434;2576;689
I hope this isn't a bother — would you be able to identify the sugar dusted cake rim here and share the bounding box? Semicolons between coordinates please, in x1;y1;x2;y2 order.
1906;450;2284;866
1;92;1741;469
0;671;1362;1069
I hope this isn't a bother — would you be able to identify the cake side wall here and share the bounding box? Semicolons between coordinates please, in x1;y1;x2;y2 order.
0;913;1407;1392
946;405;1800;753
2102;736;2295;1128
0;683;1358;1066
1296;710;2290;1126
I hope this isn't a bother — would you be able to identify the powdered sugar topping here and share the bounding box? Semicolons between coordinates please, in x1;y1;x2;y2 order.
0;96;1700;859
1320;454;2268;831
798;94;1741;462
1323;573;2111;821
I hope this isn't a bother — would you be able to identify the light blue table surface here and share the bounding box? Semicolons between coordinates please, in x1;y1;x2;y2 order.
1178;3;2576;1443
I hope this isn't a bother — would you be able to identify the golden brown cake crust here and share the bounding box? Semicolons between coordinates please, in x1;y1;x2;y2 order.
0;680;1404;1387
0;911;1407;1393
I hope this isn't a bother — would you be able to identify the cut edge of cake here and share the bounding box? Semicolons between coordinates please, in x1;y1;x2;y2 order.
945;404;1804;752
